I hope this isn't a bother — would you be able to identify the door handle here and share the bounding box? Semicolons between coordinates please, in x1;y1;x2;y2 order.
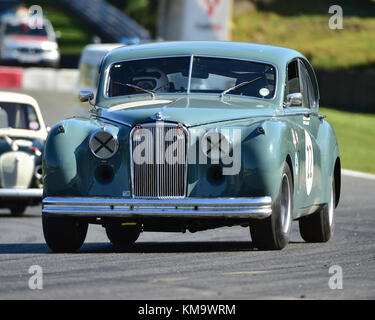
318;114;327;121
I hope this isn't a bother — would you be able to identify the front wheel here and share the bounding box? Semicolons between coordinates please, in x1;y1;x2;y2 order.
9;204;27;217
250;162;293;250
106;223;141;246
42;215;88;253
299;178;335;243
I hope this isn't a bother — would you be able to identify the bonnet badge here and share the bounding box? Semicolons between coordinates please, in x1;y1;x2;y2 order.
150;110;168;121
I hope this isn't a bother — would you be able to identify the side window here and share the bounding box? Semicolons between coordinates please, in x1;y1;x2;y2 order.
299;60;316;109
14;106;27;129
0;107;8;128
285;60;300;104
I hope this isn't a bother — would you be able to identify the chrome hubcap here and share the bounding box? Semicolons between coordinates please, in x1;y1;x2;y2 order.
328;182;334;226
280;173;292;234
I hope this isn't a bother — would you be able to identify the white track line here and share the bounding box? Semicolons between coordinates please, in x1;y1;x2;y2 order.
342;169;375;181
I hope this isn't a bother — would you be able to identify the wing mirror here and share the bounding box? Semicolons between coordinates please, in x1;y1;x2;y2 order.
79;91;100;114
286;93;303;107
79;91;94;103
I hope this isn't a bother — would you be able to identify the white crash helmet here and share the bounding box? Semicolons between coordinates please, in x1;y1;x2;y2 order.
132;68;170;92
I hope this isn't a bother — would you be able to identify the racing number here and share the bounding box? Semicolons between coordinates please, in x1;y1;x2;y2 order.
305;130;314;195
306;145;313;179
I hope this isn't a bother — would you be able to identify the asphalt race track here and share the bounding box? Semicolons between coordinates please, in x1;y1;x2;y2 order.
0;90;374;300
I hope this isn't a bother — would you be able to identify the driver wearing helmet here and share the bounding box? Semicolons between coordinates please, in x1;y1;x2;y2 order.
132;68;170;93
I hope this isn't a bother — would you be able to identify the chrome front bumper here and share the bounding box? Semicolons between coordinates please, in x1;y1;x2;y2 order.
42;197;272;219
0;188;43;198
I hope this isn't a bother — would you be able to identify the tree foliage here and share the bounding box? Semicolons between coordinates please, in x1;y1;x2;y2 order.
107;0;158;36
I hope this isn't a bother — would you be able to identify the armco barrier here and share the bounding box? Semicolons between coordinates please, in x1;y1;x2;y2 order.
0;66;23;89
316;68;375;113
0;67;79;92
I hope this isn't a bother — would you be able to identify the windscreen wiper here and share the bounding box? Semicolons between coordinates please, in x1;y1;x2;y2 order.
220;77;262;99
112;81;156;99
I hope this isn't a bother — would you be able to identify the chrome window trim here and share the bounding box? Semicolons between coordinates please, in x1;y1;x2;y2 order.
187;54;194;93
102;55;279;101
283;56;320;110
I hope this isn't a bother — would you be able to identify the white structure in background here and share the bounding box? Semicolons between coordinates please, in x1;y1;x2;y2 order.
158;0;233;41
78;43;123;95
76;43;123;116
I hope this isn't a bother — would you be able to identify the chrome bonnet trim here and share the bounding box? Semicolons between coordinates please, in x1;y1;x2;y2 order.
42;196;272;219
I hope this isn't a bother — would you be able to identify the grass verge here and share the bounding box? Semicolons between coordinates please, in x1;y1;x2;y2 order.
233;8;375;70
320;107;375;174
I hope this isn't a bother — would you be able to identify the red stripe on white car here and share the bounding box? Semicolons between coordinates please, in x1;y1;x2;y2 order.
10;36;49;42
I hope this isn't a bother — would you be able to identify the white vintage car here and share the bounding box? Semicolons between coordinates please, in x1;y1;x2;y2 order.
0;91;47;216
0;15;60;67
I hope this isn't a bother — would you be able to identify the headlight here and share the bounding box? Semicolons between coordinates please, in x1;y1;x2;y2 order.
201;128;232;161
41;42;57;51
89;130;119;160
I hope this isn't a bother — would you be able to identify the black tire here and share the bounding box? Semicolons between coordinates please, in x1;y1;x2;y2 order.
299;178;335;243
250;162;293;250
9;204;27;217
106;223;141;246
42;215;88;253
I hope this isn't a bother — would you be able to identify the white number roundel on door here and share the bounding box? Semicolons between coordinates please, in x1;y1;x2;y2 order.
305;130;314;196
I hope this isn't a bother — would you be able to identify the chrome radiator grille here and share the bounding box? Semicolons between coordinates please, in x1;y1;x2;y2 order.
131;122;187;198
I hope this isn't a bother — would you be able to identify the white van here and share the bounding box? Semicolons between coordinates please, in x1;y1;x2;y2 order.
78;43;123;95
77;43;123;116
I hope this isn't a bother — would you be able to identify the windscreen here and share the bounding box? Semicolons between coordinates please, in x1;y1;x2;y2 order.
106;56;276;99
5;22;48;37
107;57;191;98
0;103;40;131
191;57;276;99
